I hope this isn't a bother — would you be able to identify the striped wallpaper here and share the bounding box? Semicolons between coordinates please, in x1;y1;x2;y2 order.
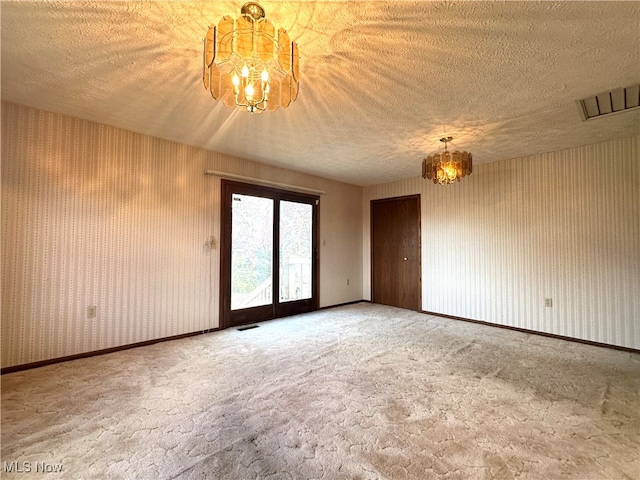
1;102;363;368
2;100;636;368
363;135;640;349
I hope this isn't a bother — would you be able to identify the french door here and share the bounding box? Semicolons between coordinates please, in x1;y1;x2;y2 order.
220;180;319;328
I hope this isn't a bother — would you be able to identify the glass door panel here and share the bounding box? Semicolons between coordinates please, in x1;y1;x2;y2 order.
221;180;318;329
230;194;274;310
279;201;313;303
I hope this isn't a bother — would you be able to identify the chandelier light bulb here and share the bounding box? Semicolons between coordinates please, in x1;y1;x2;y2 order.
241;64;250;78
444;162;457;180
261;69;269;82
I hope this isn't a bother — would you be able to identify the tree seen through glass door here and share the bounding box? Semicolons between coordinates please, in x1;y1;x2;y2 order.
230;194;273;310
279;201;313;302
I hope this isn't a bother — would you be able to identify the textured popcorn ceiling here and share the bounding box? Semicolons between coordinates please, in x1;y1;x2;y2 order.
1;1;638;186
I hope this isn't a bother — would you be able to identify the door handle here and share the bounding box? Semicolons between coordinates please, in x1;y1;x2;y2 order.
403;257;408;261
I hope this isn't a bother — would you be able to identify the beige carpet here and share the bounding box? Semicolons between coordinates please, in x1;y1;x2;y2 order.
1;303;639;480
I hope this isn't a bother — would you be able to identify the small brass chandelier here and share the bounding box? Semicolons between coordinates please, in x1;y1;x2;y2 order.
422;137;473;185
202;2;300;114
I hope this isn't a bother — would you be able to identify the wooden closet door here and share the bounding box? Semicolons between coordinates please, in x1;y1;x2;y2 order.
371;195;421;310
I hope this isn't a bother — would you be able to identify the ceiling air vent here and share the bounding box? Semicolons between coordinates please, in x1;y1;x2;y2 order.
579;84;640;120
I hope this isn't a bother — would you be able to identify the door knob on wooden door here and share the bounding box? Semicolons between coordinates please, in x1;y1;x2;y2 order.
403;257;408;261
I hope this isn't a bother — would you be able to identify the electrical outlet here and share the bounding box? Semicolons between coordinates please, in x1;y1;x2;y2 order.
87;306;97;318
544;298;553;308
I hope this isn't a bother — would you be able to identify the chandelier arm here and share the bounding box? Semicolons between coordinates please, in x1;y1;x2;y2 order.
234;91;268;109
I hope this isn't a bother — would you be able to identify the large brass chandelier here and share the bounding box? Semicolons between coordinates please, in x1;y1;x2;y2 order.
422;137;473;185
203;2;300;114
